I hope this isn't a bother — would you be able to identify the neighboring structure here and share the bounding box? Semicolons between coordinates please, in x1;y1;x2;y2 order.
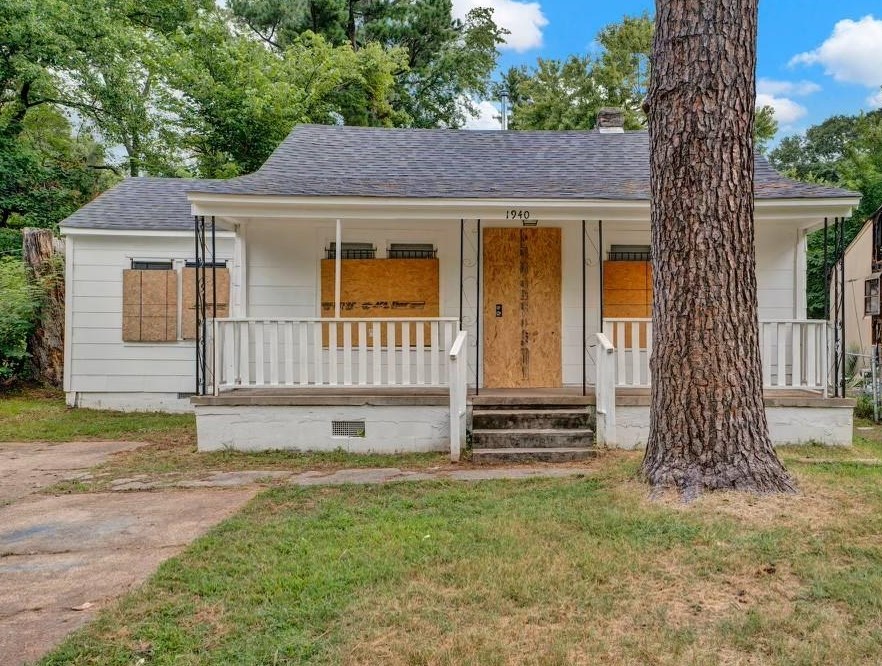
60;115;861;456
838;205;882;371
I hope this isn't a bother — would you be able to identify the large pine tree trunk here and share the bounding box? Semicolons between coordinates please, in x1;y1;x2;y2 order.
641;0;795;493
23;228;65;387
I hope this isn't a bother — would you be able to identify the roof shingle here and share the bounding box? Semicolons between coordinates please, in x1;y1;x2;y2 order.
62;125;859;231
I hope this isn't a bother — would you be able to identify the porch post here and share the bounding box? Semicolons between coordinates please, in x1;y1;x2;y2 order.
475;219;481;395
334;218;342;318
598;220;604;333
582;219;587;396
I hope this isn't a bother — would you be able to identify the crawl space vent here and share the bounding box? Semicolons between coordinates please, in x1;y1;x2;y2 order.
332;420;366;437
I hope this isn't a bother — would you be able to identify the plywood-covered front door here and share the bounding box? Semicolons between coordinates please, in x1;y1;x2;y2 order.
482;227;562;388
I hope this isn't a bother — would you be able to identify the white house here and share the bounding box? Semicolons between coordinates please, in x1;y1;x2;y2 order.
60;116;860;460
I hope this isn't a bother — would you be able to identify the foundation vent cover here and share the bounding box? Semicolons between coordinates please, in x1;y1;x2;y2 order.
332;420;366;437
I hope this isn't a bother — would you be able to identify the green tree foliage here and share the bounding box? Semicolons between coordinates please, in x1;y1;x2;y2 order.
166;23;407;177
0;107;118;228
0;257;40;380
755;105;778;155
229;0;505;128
496;14;652;131
498;12;778;150
770;110;882;318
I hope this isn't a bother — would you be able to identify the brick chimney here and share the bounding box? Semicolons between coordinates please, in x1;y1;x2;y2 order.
596;107;625;133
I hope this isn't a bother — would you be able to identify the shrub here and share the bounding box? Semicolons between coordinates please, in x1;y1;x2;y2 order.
0;228;22;258
0;257;40;381
855;393;875;420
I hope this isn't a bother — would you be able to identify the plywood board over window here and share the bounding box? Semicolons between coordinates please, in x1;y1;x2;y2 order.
122;270;178;342
319;259;440;346
603;260;652;348
182;267;230;340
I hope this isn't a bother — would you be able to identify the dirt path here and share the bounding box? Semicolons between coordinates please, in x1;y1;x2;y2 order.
0;441;147;504
0;439;595;664
0;440;258;666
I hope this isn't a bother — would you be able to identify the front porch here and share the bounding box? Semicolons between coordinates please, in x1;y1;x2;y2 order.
184;194;856;458
192;315;853;457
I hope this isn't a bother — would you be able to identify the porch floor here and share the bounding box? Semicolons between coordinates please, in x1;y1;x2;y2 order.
191;386;851;409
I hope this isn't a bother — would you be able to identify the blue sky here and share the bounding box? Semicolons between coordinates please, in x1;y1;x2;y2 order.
455;1;882;136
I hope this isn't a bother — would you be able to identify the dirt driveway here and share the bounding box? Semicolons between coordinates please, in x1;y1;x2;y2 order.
0;441;256;666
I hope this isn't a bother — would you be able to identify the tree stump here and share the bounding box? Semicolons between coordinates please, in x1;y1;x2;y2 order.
23;228;65;387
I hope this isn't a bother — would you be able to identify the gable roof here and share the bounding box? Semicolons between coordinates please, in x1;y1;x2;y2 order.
189;124;859;201
62;125;860;232
61;177;211;231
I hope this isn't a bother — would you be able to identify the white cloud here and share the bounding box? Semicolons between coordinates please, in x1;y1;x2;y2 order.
452;0;548;52
757;78;821;97
464;100;501;130
868;89;882;108
790;15;882;87
756;93;808;124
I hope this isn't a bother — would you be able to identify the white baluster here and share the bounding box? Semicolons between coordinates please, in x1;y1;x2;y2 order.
372;321;382;385
415;322;425;385
268;321;279;386
616;321;626;386
776;322;787;387
631;321;641;386
401;321;411;385
313;322;323;386
762;323;772;387
430;321;440;386
806;322;817;388
358;321;367;386
387;322;396;385
254;321;265;385
343;321;353;386
328;322;337;386
298;322;308;386
239;321;250;386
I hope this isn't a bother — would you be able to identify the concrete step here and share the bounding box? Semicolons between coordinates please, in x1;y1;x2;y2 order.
471;395;594;410
472;409;593;430
471;428;594;449
471;447;598;464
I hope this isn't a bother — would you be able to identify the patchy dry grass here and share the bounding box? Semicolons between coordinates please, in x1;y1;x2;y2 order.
40;431;882;665
0;387;194;445
2;389;450;492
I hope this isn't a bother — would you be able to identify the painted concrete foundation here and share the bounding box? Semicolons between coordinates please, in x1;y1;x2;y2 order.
66;392;193;413
613;404;854;450
195;405;449;453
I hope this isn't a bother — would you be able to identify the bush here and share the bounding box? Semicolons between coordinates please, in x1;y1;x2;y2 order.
0;257;40;381
855;393;875;420
0;228;22;258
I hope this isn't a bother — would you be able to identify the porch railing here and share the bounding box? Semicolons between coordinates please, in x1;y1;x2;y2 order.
213;317;461;392
603;318;829;391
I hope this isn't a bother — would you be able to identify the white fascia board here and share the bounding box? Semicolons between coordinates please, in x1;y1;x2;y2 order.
187;194;651;221
187;192;860;224
60;227;237;238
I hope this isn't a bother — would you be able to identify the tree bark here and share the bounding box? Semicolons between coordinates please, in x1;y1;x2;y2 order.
641;0;795;494
23;228;65;388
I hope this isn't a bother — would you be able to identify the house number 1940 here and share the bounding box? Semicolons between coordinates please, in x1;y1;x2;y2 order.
505;209;531;220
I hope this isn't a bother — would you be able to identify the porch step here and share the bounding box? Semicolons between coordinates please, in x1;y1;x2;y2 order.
472;408;593;430
471;428;595;449
471;447;598;464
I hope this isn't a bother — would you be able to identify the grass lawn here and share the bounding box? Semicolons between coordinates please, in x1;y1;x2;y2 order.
0;388;450;490
40;437;882;664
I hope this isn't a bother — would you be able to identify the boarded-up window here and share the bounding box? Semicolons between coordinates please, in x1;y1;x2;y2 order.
122;270;178;342
603;260;652;348
182;266;230;340
319;258;439;346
